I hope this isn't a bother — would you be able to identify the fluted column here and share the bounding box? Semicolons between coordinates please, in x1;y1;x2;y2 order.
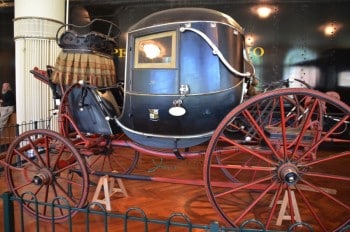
14;0;66;131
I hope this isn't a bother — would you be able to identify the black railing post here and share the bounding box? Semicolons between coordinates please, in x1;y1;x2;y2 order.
209;221;220;232
15;123;19;136
2;191;15;232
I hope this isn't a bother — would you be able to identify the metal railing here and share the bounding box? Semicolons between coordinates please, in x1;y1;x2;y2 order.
0;191;320;232
0;118;53;150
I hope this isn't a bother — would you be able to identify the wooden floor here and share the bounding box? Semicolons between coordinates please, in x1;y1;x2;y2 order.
1;147;349;232
0;153;222;232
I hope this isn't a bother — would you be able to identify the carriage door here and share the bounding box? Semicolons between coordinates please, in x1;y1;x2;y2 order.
122;30;182;134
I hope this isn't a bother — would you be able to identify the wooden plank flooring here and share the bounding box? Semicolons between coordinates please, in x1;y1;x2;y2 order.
1;147;349;231
0;153;222;232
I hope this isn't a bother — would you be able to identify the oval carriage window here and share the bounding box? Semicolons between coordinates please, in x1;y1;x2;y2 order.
134;31;177;69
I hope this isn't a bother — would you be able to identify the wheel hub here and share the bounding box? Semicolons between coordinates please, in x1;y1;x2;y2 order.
278;163;299;185
32;168;53;185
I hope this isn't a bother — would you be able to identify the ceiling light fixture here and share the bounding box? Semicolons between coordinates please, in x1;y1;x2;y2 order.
318;22;343;37
251;5;276;19
257;6;272;18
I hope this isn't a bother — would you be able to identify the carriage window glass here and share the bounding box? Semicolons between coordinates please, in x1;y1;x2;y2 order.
134;31;176;68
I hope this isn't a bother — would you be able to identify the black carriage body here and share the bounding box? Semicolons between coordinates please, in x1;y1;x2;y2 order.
119;8;246;148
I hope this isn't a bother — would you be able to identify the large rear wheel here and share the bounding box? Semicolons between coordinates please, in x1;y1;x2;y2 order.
204;88;350;231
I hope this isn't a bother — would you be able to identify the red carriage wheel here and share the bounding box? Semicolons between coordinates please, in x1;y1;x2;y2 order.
217;94;306;183
204;88;350;231
5;129;89;223
85;134;140;174
57;83;139;175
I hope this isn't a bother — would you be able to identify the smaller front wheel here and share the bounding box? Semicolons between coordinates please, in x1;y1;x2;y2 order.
5;129;89;222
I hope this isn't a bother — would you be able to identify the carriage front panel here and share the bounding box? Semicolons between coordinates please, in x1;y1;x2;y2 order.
121;89;238;135
119;17;245;148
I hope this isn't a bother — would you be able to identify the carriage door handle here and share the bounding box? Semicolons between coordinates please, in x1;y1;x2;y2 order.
169;84;189;117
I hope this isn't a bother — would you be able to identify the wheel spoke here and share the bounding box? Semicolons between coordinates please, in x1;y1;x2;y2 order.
12;180;33;192
86;145;139;174
53;180;79;205
297;115;349;162
50;183;70;216
234;181;278;225
220;134;277;166
204;88;350;230
215;174;274;198
242;109;280;160
53;162;81;175
55;173;86;189
52;144;66;170
295;185;328;232
278;95;288;161
304;171;350;181
303;150;350;167
11;148;41;168
42;184;50;217
27;136;46;167
291;96;319;157
299;178;350;210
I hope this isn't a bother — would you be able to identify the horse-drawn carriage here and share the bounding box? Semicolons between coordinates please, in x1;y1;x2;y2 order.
1;8;349;231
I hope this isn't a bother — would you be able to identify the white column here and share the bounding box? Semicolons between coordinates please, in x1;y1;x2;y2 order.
14;0;66;131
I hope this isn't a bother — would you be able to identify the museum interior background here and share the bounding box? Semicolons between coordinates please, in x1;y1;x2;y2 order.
0;1;349;231
0;0;349;119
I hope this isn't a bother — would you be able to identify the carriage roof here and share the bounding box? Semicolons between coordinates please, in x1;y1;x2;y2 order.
129;7;244;33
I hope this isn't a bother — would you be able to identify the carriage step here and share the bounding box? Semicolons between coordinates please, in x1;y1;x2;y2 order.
91;174;128;211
